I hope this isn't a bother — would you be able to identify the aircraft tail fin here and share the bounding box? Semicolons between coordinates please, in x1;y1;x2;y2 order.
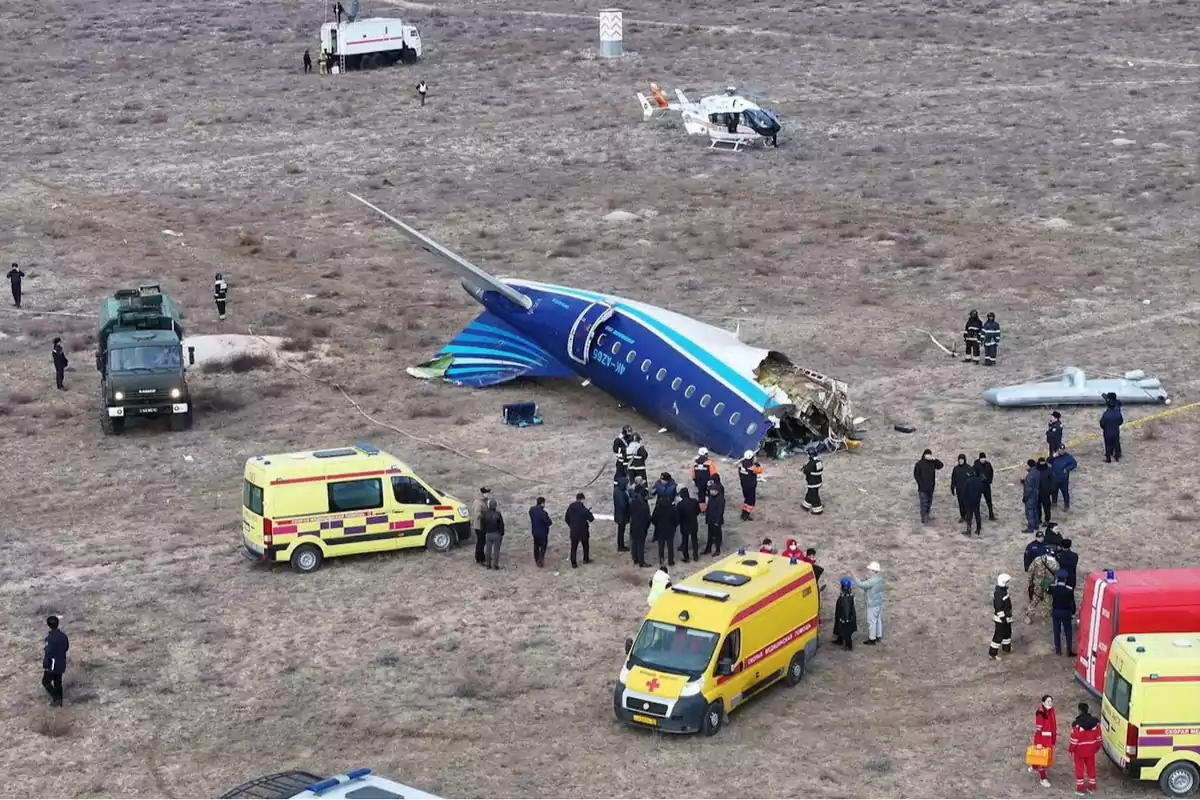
347;193;533;311
409;310;576;388
636;92;656;120
675;88;694;109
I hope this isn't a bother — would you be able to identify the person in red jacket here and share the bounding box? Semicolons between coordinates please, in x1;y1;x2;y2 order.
780;538;803;560
1068;702;1102;794
1030;694;1058;787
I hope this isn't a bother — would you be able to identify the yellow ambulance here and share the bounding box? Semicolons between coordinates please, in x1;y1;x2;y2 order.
1100;632;1200;797
614;549;820;736
241;442;472;573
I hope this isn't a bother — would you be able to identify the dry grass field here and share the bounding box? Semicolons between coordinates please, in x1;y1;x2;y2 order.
1;0;1199;796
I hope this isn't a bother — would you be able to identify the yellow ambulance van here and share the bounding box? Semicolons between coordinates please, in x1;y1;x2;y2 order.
614;549;820;736
1100;632;1200;797
241;442;471;573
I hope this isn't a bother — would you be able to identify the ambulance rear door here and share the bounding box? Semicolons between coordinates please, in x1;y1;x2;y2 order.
1079;573;1117;696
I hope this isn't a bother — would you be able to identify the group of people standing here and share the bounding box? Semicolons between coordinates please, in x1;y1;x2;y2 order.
1030;695;1104;793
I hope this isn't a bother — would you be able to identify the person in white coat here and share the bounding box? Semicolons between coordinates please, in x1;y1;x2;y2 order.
647;565;671;607
852;561;885;645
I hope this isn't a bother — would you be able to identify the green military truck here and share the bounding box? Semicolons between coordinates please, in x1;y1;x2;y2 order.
96;283;196;435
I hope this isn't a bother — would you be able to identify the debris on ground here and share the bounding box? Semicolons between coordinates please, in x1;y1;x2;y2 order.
502;402;542;426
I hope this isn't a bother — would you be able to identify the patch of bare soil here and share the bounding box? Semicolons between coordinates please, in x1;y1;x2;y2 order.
1;0;1197;796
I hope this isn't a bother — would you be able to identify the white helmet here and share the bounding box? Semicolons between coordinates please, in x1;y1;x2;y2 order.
997;573;1011;587
743;450;755;460
867;561;881;572
698;447;708;456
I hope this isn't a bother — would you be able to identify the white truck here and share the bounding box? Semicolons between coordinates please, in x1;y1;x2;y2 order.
320;17;422;70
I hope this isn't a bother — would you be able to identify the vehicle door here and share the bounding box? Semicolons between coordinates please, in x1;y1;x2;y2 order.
391;475;442;547
568;302;614;366
325;477;389;555
713;628;751;712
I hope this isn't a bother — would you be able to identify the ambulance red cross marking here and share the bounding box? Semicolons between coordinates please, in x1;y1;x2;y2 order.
646;678;660;691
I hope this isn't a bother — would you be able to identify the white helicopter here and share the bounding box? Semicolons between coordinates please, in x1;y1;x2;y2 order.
636;83;782;151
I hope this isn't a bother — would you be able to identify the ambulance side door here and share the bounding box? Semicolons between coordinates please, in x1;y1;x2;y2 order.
390;475;440;548
325;477;389;555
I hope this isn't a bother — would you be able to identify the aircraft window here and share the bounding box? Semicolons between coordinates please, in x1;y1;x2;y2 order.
729;411;741;425
700;394;711;408
626;350;637;364
611;341;621;355
671;377;682;391
596;333;607;348
746;421;759;435
684;385;696;399
655;368;667;381
713;402;725;416
641;359;651;373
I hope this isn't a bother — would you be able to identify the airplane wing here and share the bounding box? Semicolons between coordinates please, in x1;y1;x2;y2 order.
348;193;533;311
407;310;577;388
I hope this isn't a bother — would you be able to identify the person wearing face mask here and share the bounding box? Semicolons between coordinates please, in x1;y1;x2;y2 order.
949;454;972;524
1030;694;1058;788
973;452;996;520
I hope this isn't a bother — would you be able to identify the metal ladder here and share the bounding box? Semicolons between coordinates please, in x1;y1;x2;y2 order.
338;23;346;74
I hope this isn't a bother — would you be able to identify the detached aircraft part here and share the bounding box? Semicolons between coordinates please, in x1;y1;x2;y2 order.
350;193;859;458
983;367;1170;407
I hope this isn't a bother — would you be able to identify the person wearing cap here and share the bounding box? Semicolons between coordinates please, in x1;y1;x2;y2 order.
1046;411;1065;458
851;562;885;644
833;577;858;650
1043;520;1064;550
1021;459;1041;533
1056;538;1078;592
1099;395;1124;463
981;311;1001;365
1049;446;1077;512
961;464;985;537
989;574;1014;660
482;498;505;570
8;262;25;307
52;337;69;390
42;615;69;706
676;487;701;563
913;448;944;524
973;452;996;520
801;448;824;515
1068;701;1103;794
691;447;718;512
529;496;552;568
950;454;972;524
1050;569;1076;656
737;449;763;521
1023;529;1047;571
471;487;491;565
963;309;983;363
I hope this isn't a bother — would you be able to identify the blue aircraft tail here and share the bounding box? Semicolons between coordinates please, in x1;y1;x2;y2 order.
410;311;576;388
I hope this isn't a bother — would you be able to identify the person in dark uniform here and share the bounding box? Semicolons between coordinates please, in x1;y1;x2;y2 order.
628;486;651;568
612;425;633;482
303;49;313;73
833;577;857;651
988;574;1013;661
417;80;428;106
1100;394;1123;463
42;615;69;706
676;487;700;563
1046;411;1064;458
949;453;971;523
691;447;717;512
973;452;996;520
651;473;678;567
529;496;551;567
612;473;630;552
1050;569;1076;657
961;466;985;537
737;450;763;521
7;262;24;307
471;487;491;565
703;482;725;556
213;273;229;321
963;309;983;363
981;312;1000;365
801;449;824;514
564;492;594;569
52;337;68;390
1057;538;1079;591
1023;529;1046;572
1036;458;1055;527
626;434;648;485
482;499;505;570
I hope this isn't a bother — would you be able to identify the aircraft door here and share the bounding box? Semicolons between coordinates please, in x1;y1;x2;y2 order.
568;302;614;365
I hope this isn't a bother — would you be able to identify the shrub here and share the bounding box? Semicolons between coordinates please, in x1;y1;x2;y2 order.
201;352;273;374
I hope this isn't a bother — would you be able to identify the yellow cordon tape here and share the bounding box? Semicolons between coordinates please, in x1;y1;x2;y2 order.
935;399;1200;488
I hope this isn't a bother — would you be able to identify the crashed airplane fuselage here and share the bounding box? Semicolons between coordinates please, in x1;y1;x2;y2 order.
349;193;857;458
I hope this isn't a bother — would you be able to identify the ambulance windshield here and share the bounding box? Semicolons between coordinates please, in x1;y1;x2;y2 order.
629;621;719;679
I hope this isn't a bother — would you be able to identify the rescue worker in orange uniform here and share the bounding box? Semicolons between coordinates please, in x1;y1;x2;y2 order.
737;449;763;521
691;447;718;512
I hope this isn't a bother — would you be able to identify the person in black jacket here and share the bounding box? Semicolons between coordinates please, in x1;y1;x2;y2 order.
628;487;652;568
565;492;594;569
833;577;857;650
482;499;505;570
8;262;25;307
1023;529;1046;571
963;309;983;363
627;434;648;485
949;454;971;523
1036;458;1055;526
961;467;985;536
1046;411;1064;458
529;497;552;567
1050;569;1077;656
913;449;944;524
703;483;725;556
52;337;69;390
989;574;1013;660
651;474;678;567
972;452;996;520
676;488;701;563
1057;539;1079;590
613;473;630;552
42;615;69;706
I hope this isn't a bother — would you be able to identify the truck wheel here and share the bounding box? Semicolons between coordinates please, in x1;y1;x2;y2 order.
785;652;806;687
290;544;323;573
1161;761;1200;797
701;701;723;737
426;525;454;553
168;411;192;431
101;414;124;435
